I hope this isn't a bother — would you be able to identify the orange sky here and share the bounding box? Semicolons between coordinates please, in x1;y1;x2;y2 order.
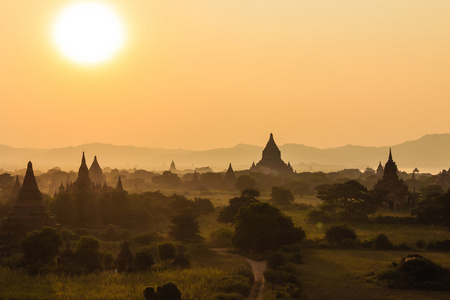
1;0;449;150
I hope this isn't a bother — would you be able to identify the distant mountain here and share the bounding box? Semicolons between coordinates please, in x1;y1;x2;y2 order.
1;134;449;174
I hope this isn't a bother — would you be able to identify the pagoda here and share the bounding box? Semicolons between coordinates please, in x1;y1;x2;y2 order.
250;133;293;174
0;162;52;237
169;160;178;173
89;156;105;185
223;163;236;188
73;152;93;191
373;149;409;210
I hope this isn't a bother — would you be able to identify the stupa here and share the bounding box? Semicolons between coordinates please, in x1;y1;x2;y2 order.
89;156;105;185
250;133;293;174
0;162;52;237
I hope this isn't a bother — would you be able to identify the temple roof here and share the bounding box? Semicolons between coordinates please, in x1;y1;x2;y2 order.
116;176;124;191
16;162;43;203
75;152;92;189
89;155;105;184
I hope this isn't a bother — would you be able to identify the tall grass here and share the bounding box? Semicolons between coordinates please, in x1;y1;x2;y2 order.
0;267;225;300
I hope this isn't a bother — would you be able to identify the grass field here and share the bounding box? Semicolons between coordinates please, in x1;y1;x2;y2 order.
298;249;450;300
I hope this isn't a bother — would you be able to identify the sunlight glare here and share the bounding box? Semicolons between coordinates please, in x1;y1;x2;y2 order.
52;1;125;65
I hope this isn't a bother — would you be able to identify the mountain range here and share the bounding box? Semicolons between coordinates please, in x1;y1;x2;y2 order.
1;134;450;174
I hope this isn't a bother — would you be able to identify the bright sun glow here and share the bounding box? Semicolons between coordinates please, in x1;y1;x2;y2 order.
52;1;125;65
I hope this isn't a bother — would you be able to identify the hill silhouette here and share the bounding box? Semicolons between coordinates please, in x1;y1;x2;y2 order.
0;134;449;173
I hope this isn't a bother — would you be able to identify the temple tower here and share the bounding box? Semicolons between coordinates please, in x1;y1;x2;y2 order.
89;156;105;185
169;160;178;173
116;176;124;192
0;162;52;237
250;133;293;174
74;152;92;191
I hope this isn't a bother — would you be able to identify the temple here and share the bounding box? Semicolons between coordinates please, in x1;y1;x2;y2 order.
73;152;93;191
0;162;52;238
89;156;105;185
373;149;409;210
169;160;178;173
223;163;236;188
250;133;293;174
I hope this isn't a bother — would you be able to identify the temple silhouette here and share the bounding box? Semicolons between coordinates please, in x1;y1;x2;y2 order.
374;149;409;210
250;133;293;174
0;162;53;239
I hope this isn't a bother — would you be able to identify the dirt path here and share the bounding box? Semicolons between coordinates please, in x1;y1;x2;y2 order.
212;248;267;300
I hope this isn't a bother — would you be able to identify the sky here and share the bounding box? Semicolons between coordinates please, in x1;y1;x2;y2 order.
0;0;449;150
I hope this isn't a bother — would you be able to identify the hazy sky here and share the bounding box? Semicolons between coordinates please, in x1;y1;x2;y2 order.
1;0;449;150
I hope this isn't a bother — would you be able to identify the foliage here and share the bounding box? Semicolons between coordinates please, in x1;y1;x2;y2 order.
374;234;393;250
377;254;449;290
158;243;176;261
208;228;234;248
134;250;154;271
413;189;450;227
75;236;102;273
267;253;287;269
235;175;256;191
232;202;305;252
144;282;182;300
270;186;295;206
427;239;450;252
217;189;259;224
169;213;201;242
316;180;380;221
151;171;181;188
325;225;356;246
22;227;63;274
193;197;215;215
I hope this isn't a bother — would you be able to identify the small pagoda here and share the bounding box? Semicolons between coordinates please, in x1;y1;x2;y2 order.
250;133;293;174
374;149;409;210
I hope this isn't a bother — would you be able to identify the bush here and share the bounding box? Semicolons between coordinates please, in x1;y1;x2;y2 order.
289;253;303;264
325;225;356;246
427;239;450;252
209;228;234;248
158;243;176;261
213;293;244;300
342;238;355;249
218;278;252;297
378;254;449;290
374;234;393;250
134;250;154;271
415;239;426;249
267;253;286;270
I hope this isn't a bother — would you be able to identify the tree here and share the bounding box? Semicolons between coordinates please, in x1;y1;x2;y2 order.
325;225;356;246
22;227;63;273
134;250;154;271
169;213;201;242
232;202;305;252
75;236;102;272
270;186;295;206
152;171;181;188
218;189;259;224
235;175;256;191
158;242;176;260
413;189;450;227
316;180;380;221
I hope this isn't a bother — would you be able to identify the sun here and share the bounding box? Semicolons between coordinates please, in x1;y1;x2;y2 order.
52;1;125;65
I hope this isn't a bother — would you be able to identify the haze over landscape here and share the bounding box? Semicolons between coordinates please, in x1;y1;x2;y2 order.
1;0;450;151
2;1;450;300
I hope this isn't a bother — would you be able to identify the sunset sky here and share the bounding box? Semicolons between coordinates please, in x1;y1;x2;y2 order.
1;0;449;150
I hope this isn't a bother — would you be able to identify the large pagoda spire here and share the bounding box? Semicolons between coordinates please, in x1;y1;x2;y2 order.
89;155;105;184
75;152;92;190
17;162;43;203
251;133;292;174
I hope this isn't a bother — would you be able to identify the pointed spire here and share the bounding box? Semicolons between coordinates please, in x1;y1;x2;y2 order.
16;161;43;202
227;163;234;173
89;155;105;185
388;148;393;161
116;176;124;192
169;159;177;172
75;152;91;189
251;161;255;168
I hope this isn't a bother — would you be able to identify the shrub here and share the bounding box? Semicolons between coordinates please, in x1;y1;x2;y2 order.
158;243;176;261
208;228;234;248
415;239;426;249
325;225;356;246
374;234;392;250
342;238;355;249
427;239;450;251
289;253;303;264
378;254;449;290
213;293;244;300
218;278;252;297
267;253;286;270
134;250;154;271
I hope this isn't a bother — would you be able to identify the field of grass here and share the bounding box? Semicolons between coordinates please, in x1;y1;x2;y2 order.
0;267;225;300
298;249;450;300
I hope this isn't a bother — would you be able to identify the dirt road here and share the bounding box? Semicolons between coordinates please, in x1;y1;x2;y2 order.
213;248;267;300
